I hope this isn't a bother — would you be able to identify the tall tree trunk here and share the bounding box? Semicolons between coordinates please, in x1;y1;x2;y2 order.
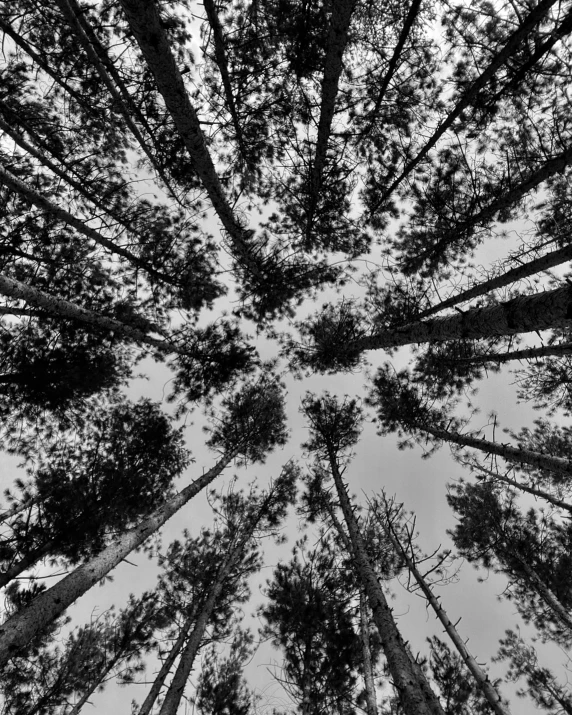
445;341;572;365
356;284;572;351
53;0;179;200
380;509;511;715
327;451;445;715
417;243;572;320
64;656;120;715
414;420;572;478
0;540;55;589
359;591;379;715
136;609;197;715
513;554;572;633
370;0;559;208
0;273;172;352
0;496;37;525
0;164;171;280
157;530;252;715
0;450;238;667
469;463;572;513
117;0;263;280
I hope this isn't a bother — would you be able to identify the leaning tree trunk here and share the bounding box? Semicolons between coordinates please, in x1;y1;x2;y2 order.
359;591;379;715
157;530;252;715
357;284;572;352
137;608;198;715
415;420;572;478
326;451;445;715
444;341;572;365
0;449;238;667
0;540;55;589
381;509;511;715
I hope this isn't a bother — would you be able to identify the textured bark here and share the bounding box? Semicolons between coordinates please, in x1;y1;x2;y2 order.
358;285;572;351
136;609;197;715
328;452;444;715
448;341;572;365
371;0;559;208
0;451;237;667
383;516;511;715
359;591;379;715
118;0;262;278
471;463;572;514
417;421;572;477
158;532;251;715
0;273;171;352
418;243;572;319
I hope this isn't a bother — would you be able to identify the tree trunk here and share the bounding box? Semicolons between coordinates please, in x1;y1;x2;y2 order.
356;284;572;351
65;656;119;715
381;511;511;715
418;243;572;319
0;163;171;281
327;451;445;715
371;0;559;208
416;421;572;478
0;450;237;667
0;496;37;525
513;554;572;633
470;463;572;514
445;341;572;365
359;591;379;715
0;540;55;589
0;273;171;352
157;532;250;715
136;609;197;715
117;0;263;279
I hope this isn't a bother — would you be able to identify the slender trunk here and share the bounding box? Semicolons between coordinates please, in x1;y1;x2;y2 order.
412;145;572;273
158;534;249;715
308;0;357;199
327;451;444;715
300;640;314;715
361;0;422;135
513;554;572;632
0;450;237;667
0;540;55;589
137;609;197;715
0;117;178;286
445;341;572;365
0;496;37;525
0;164;174;283
202;0;250;166
118;0;263;279
418;242;572;319
471;463;572;514
65;656;120;715
0;273;173;352
53;0;178;198
359;591;378;715
416;421;572;477
370;0;559;209
382;514;510;715
357;284;572;351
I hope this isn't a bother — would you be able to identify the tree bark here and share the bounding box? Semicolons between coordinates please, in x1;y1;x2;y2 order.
0;450;237;667
0;540;55;589
357;284;572;351
415;421;572;478
327;451;445;715
381;512;511;715
359;591;379;715
513;554;572;633
136;609;197;715
445;341;572;365
0;273;173;352
118;0;263;279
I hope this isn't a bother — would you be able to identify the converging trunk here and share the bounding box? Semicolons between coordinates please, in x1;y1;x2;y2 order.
0;449;237;667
